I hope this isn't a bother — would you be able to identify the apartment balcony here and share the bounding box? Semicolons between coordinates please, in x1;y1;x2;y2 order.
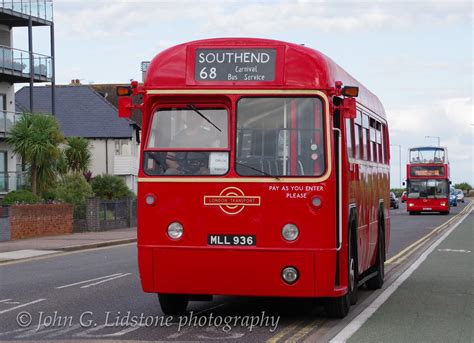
114;155;139;176
0;171;29;194
0;110;21;137
0;0;52;26
0;45;51;82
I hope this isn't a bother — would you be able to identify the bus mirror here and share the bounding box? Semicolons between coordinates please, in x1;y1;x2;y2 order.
341;98;356;119
402;181;406;186
118;96;132;118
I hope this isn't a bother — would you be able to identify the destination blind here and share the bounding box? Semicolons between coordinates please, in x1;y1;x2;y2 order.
195;48;276;82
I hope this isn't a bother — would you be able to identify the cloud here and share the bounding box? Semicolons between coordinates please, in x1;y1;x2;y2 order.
53;0;472;41
388;97;473;185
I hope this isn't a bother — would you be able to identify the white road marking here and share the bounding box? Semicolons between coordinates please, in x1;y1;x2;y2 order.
437;248;471;253
0;328;30;337
330;206;472;343
4;301;20;305
0;299;12;303
16;324;82;339
74;323;142;338
0;250;59;260
0;299;46;315
56;273;124;289
80;273;131;288
167;327;192;339
197;326;245;340
46;324;83;338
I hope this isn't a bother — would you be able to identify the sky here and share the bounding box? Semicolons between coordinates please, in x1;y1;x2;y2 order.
12;0;473;187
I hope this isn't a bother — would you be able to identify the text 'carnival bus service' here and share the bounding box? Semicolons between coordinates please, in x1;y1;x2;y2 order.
117;38;391;318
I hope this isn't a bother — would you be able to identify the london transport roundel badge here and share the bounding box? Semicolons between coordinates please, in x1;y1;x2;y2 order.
203;187;261;215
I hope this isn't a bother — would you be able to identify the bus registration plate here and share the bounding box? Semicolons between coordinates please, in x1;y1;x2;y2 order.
208;235;256;246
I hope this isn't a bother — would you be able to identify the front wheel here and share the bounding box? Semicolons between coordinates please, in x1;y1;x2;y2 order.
323;294;350;318
158;294;189;315
324;229;357;318
366;227;385;290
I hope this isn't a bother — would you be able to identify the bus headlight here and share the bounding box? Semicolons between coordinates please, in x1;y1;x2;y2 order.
167;222;183;240
409;203;414;207
282;266;299;284
282;224;299;242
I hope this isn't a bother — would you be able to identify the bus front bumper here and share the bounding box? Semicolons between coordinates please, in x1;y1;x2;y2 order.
138;246;346;298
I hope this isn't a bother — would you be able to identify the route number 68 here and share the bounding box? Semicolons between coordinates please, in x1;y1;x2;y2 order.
200;67;217;79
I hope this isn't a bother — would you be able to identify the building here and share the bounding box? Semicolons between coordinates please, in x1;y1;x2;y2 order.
16;85;140;193
0;0;55;195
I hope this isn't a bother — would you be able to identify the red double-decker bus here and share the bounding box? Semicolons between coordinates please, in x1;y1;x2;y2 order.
406;146;450;215
118;38;390;318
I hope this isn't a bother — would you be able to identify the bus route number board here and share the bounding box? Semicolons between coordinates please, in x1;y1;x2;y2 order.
195;48;276;82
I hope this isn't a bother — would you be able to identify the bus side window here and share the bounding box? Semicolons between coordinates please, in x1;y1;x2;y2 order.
362;113;369;161
369;118;377;162
376;122;383;164
382;124;389;164
354;110;362;159
345;118;354;158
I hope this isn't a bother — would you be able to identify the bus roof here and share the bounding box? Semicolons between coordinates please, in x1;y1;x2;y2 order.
145;37;386;119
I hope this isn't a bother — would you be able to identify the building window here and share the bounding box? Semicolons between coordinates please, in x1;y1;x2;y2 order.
115;139;131;156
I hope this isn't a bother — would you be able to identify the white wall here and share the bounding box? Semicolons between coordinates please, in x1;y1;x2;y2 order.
0;82;19;177
88;138;115;177
88;136;138;194
0;82;15;113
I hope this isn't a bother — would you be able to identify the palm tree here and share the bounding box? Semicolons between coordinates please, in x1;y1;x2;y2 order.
7;113;64;194
64;137;91;174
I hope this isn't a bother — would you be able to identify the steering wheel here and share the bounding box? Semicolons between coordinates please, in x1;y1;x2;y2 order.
177;152;208;174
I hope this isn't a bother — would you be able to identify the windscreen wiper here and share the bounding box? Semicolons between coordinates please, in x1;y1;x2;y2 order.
187;104;221;132
235;161;280;180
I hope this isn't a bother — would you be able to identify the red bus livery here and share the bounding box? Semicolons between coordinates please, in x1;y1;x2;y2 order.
406;146;450;215
118;38;390;318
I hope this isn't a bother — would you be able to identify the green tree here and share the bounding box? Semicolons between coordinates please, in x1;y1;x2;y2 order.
54;174;94;217
7;113;64;195
64;137;91;174
91;174;132;199
453;182;472;193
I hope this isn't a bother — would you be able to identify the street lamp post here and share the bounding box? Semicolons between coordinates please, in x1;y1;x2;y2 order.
390;144;402;188
425;135;440;147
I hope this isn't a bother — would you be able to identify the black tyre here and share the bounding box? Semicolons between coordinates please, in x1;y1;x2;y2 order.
348;229;358;305
441;211;450;215
323;292;350;318
366;227;385;290
158;293;189;315
324;229;357;318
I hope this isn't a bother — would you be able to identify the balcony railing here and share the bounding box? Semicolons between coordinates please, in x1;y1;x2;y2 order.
0;172;29;193
0;45;52;80
0;0;53;21
0;110;22;137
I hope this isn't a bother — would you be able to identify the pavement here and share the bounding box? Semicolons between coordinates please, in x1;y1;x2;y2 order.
0;227;136;262
343;207;473;343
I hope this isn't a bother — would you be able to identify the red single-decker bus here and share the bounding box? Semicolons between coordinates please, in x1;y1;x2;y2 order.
118;38;390;318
